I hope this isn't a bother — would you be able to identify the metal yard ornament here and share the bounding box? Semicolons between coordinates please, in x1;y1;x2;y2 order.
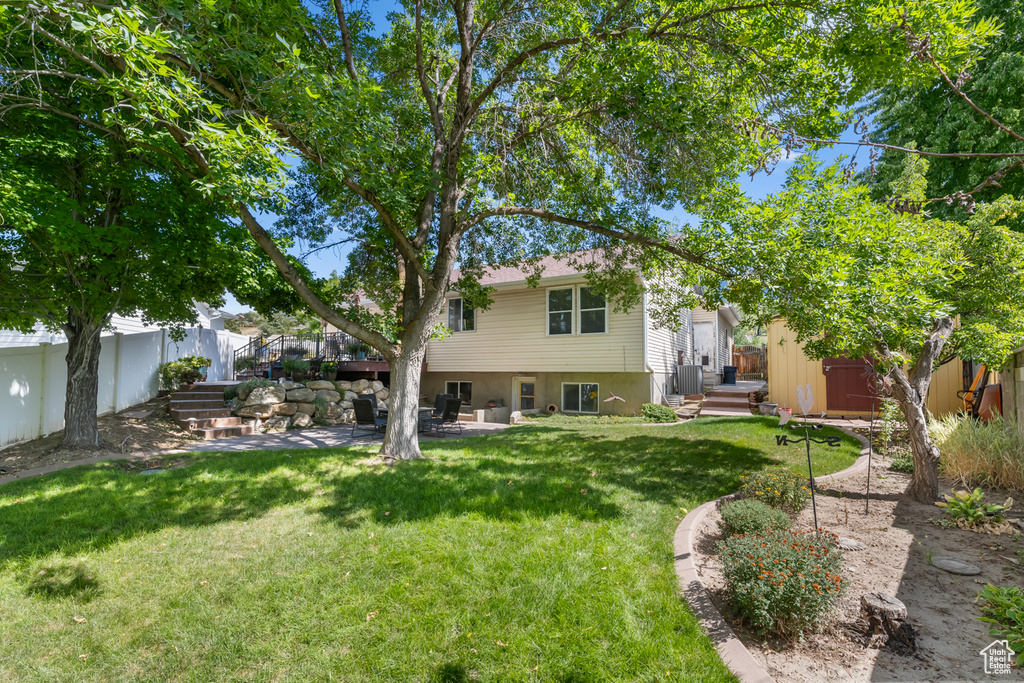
774;386;841;532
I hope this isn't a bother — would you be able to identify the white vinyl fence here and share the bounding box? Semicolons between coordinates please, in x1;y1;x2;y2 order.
0;327;249;449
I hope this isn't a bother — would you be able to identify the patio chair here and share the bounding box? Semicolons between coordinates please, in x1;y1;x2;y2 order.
432;393;453;417
360;391;387;417
427;397;464;437
351;398;386;439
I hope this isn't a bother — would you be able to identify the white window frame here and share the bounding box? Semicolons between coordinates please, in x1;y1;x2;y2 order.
577;286;609;335
545;287;575;337
445;380;472;405
447;297;475;333
560;381;600;414
545;285;609;337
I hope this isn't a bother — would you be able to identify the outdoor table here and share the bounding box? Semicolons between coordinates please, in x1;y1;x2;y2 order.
377;407;435;433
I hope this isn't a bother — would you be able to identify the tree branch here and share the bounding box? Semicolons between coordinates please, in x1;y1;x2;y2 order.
332;0;359;81
415;0;443;136
463;206;732;277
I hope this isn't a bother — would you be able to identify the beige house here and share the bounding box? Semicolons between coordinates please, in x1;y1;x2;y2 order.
420;256;738;417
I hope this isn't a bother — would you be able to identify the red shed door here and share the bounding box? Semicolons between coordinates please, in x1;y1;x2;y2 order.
822;357;877;412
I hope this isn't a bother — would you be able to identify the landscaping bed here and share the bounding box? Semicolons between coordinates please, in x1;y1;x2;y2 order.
0;396;201;476
693;451;1023;681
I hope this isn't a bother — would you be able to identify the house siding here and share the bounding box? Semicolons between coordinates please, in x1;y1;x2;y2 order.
425;280;645;374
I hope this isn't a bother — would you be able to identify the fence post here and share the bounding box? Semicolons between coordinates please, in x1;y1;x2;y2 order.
38;342;50;438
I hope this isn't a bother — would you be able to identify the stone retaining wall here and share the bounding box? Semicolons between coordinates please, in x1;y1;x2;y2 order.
228;378;389;433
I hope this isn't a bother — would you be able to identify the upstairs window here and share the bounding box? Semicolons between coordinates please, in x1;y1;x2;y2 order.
547;288;574;335
448;298;475;332
579;287;607;334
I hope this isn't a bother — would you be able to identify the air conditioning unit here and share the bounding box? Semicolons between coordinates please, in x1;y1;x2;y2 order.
677;364;704;396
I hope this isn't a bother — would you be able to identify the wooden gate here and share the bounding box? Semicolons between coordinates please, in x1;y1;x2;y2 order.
732;345;766;381
822;357;878;412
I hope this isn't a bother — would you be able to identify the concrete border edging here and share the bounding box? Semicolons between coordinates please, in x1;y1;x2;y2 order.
673;426;871;683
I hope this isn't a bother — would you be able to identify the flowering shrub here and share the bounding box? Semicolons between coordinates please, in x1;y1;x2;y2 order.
641;403;677;423
739;468;810;513
719;528;846;637
719;499;791;537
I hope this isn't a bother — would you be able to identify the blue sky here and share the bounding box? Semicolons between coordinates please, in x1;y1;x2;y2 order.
223;3;863;313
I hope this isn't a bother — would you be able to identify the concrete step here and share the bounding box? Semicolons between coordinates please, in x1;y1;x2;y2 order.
175;416;243;430
171;390;228;400
705;389;751;399
700;407;755;417
195;424;255;440
703;396;751;408
170;399;226;410
170;407;233;421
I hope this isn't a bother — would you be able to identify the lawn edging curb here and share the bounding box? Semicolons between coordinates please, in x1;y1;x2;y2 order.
673;427;870;683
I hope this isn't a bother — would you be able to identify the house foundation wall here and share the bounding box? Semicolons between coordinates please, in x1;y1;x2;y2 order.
420;371;655;417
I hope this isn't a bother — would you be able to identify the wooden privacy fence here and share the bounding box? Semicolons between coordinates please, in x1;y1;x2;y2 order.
732;345;766;381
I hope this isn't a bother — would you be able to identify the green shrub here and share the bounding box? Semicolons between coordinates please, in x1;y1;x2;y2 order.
281;359;310;375
313;396;329;424
935;487;1013;527
224;384;241;400
978;584;1024;655
234;355;255;372
158;356;212;391
889;452;914;473
720;499;791;537
739;468;810;513
719;528;846;637
641;403;677;423
932;415;1024;492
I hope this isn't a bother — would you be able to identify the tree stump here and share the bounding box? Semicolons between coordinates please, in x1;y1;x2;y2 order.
860;593;917;655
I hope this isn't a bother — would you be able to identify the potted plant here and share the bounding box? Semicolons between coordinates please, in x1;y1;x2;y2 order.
346;343;366;361
321;361;338;381
281;358;311;382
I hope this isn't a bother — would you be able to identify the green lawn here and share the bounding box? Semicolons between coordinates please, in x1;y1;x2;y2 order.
0;417;860;682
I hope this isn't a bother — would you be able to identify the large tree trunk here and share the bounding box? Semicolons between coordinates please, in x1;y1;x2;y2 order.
381;347;426;460
63;313;104;449
893;382;941;502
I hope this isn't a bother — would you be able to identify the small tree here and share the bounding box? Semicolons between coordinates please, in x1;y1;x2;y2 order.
710;158;1024;502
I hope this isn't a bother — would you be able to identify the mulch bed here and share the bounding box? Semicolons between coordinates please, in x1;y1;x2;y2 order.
694;453;1022;681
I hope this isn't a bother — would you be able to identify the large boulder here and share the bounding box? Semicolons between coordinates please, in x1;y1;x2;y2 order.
343;390;358;402
342;408;355;423
369;380;384;393
295;402;316;416
352;378;370;392
316;389;342;403
306;380;335;391
236;383;253;401
376;388;389;401
246;385;286;405
340;400;353;410
227;397;244;413
278;381;301;391
326;403;343;419
292;413;313;428
286;387;316;403
273;402;298;416
335;380;352;392
263;416;291;432
237;404;274;419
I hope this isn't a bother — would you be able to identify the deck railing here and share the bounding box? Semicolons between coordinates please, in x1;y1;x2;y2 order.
233;332;386;378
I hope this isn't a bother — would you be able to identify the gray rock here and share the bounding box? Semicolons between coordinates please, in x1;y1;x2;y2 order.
376;388;389;401
237;404;274;419
295;402;316;416
931;556;982;575
291;413;313;428
838;537;867;551
286;387;316;403
316;389;342;403
227;397;244;413
278;381;301;391
342;408;355;423
352;379;369;392
343;390;358;401
340;400;353;410
263;416;291;432
236;384;253;401
335;380;352;392
246;385;286;405
306;380;335;391
326;403;343;419
370;380;384;393
273;402;298;416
